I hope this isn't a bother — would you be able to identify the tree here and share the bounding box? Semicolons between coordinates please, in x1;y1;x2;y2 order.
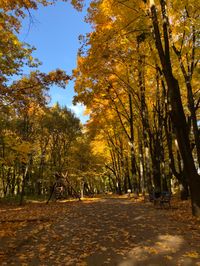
149;0;200;216
73;0;200;216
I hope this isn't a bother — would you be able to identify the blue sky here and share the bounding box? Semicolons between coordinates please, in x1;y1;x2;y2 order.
20;1;91;123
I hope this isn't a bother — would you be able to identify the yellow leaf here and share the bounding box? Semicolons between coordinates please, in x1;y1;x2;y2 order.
184;251;199;259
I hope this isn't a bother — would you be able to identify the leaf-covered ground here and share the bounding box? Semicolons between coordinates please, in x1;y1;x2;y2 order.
0;197;200;265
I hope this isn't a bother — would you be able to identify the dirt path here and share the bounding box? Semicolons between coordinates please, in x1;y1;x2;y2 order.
0;198;200;265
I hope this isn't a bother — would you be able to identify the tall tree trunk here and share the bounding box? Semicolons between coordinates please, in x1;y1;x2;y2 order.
128;93;137;191
150;1;200;216
137;41;152;193
19;163;29;205
173;26;200;168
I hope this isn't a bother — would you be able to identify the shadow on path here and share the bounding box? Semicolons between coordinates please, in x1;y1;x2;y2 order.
0;198;200;265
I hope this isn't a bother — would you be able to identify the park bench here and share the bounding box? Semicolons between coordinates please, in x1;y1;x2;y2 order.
149;191;171;208
159;191;171;208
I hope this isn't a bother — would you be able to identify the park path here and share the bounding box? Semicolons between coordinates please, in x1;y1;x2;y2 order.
0;198;200;265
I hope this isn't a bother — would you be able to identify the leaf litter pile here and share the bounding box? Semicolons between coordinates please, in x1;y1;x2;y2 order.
0;197;200;266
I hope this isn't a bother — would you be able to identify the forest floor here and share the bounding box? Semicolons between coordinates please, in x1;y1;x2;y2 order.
0;196;200;266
